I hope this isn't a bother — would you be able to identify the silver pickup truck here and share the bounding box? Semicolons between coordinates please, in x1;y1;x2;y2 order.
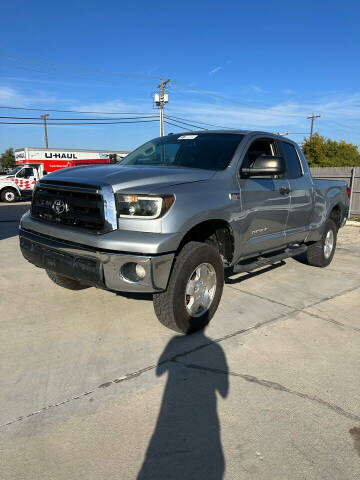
19;131;350;334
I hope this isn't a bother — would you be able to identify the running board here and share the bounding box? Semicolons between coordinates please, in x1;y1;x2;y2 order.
233;245;307;274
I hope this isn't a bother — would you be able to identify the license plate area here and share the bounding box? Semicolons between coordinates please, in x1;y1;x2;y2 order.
20;237;102;286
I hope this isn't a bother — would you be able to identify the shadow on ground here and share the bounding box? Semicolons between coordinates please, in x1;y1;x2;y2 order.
0;221;21;241
349;427;360;457
0;203;30;240
137;331;229;479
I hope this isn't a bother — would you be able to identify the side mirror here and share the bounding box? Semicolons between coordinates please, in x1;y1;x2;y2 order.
241;155;285;177
43;170;48;175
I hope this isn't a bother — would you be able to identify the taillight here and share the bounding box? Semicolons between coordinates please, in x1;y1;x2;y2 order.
347;187;351;199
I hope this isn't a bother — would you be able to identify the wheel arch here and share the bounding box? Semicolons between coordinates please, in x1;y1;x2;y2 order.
177;219;235;265
329;203;342;229
0;185;20;201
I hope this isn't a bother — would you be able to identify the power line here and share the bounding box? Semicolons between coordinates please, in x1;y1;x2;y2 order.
0;119;158;125
165;114;232;129
0;53;317;121
164;120;190;131
5;52;360;132
321;118;360;131
0;115;158;120
171;81;306;118
0;105;154;115
164;115;208;130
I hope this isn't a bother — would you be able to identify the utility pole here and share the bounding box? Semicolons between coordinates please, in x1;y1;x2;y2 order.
154;79;170;136
307;113;321;139
40;113;50;148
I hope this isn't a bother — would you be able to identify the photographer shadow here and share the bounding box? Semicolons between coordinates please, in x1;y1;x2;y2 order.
137;331;229;480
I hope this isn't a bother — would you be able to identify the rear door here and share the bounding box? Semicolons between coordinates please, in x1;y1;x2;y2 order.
278;140;313;243
237;136;291;257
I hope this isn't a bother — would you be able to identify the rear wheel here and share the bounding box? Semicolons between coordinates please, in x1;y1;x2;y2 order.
46;270;91;290
1;188;18;203
153;241;224;334
305;218;337;267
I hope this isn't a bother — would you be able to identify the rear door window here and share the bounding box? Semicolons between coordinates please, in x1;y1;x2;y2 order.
280;142;303;179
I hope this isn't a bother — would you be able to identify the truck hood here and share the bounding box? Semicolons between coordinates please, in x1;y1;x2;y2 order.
42;165;215;192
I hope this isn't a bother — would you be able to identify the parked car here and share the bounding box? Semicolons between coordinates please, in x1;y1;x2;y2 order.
19;130;350;334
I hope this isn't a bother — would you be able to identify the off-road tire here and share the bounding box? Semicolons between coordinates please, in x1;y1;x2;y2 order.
46;270;91;290
305;218;337;267
153;241;224;334
1;188;18;203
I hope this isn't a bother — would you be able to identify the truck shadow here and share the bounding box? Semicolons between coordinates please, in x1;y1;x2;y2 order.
0;220;21;241
137;331;229;480
0;203;31;240
116;292;153;301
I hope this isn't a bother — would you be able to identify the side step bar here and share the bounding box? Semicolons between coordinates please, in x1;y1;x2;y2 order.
232;245;307;274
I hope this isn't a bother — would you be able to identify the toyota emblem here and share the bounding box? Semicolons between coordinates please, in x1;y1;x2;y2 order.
52;199;68;215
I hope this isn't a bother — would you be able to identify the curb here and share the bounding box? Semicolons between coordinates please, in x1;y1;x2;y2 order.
346;221;360;227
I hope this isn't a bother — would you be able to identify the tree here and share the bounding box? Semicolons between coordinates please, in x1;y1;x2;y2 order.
302;134;360;167
0;148;15;169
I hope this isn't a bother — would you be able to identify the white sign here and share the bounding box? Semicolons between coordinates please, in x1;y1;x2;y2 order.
177;135;198;140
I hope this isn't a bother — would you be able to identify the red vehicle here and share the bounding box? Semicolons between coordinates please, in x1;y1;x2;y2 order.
0;147;128;202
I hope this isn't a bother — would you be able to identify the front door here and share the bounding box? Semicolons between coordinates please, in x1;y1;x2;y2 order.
237;137;291;258
15;167;38;193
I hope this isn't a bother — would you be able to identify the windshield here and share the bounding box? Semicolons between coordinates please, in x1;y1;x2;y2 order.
7;166;23;176
121;133;244;171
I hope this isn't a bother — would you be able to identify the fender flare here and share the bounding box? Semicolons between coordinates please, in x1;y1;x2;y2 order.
0;183;21;195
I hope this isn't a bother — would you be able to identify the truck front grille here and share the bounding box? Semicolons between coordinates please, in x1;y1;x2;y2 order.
31;181;108;233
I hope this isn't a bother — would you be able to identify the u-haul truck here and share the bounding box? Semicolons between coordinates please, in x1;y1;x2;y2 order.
0;147;128;203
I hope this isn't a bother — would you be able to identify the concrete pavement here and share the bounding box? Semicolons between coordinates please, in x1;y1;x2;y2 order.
0;203;360;479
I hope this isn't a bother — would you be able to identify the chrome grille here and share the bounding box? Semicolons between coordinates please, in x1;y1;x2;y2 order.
31;181;108;233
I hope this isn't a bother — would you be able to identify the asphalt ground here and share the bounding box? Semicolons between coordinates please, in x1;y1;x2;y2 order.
1;202;360;479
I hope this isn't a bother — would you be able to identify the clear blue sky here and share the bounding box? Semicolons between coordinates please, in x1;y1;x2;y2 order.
1;0;360;152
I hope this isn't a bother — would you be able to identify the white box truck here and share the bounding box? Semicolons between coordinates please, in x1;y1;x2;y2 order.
0;147;128;202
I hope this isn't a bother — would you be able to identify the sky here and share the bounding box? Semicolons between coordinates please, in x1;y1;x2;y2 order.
1;0;360;152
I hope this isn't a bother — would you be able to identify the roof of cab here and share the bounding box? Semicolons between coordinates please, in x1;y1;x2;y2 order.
164;129;299;144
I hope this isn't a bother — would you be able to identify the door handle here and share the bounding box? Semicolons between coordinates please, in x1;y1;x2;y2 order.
279;186;291;195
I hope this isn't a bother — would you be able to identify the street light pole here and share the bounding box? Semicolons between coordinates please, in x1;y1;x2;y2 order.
155;79;170;136
40;113;50;148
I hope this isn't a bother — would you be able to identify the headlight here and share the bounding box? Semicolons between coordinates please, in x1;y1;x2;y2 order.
115;194;175;219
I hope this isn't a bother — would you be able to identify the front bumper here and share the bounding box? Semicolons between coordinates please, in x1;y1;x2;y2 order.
19;227;175;293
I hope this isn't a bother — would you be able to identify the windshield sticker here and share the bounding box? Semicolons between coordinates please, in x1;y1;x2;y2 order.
177;135;198;140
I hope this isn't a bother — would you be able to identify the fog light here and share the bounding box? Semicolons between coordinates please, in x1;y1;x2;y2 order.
135;263;146;279
121;262;146;283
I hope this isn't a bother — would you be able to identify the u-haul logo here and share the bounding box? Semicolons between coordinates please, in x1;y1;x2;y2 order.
45;153;78;159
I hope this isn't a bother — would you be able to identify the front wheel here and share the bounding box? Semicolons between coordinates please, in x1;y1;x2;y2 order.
153;241;224;334
304;218;337;267
1;188;18;203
